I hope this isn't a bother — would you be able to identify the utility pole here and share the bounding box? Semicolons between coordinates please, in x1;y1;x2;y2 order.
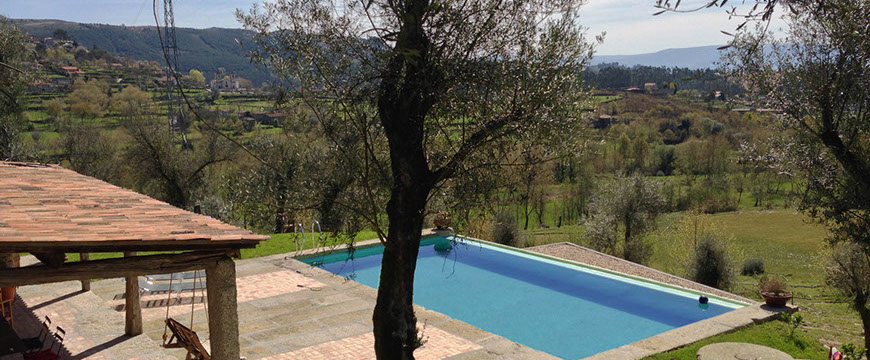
161;0;190;148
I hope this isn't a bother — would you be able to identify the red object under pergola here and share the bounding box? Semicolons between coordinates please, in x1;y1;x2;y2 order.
0;161;269;359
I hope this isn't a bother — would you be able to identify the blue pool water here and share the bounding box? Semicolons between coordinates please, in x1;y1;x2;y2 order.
302;236;741;359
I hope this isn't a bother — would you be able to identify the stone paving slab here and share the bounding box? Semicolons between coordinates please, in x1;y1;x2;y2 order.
261;325;481;360
70;245;553;360
4;280;175;360
697;342;794;360
104;270;325;321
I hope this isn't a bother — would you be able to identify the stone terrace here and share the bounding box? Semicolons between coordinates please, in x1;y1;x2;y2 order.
5;253;556;360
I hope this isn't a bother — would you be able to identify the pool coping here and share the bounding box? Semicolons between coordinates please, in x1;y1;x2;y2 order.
296;230;793;359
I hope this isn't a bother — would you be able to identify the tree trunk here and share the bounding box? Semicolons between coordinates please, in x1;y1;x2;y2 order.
372;1;438;357
372;182;430;359
857;295;870;357
862;309;870;357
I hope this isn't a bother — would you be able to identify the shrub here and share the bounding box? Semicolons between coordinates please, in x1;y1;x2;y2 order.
742;258;765;276
839;343;867;360
779;311;803;338
623;236;652;265
691;234;735;290
490;210;521;247
758;276;789;295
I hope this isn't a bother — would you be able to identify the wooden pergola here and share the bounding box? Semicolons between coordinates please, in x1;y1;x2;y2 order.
0;162;269;360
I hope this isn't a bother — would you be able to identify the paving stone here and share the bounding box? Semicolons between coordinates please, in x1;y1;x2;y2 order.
697;342;794;360
444;349;501;360
432;319;494;343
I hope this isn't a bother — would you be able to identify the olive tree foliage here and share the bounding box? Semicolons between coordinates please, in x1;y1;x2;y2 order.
68;79;110;119
121;115;235;209
724;0;870;248
586;173;664;264
723;2;870;352
57;118;120;182
238;0;596;357
826;243;870;355
111;85;155;118
0;18;32;160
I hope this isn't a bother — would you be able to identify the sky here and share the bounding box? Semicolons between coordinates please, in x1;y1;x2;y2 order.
0;0;761;55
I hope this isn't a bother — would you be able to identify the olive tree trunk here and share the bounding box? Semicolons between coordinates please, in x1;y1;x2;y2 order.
372;182;430;358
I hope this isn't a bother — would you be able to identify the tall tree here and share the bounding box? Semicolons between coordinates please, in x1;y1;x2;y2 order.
122;116;234;209
238;0;595;357
725;0;870;353
586;173;663;263
0;18;31;160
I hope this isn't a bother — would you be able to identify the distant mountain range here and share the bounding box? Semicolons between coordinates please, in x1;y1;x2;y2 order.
13;19;723;84
592;45;724;69
13;19;274;86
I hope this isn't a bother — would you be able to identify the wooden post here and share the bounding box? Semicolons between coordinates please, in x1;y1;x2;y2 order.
124;252;142;336
206;256;240;360
80;253;90;291
0;253;19;303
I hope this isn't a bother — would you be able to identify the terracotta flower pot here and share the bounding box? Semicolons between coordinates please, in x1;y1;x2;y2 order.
761;291;792;307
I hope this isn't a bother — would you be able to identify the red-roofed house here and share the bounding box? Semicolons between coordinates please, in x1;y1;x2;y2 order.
60;66;85;77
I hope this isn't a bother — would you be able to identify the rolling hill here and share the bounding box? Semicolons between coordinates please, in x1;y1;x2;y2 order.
14;19;723;84
592;45;723;69
13;19;274;85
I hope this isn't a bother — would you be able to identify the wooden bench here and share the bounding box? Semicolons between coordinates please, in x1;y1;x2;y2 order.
164;318;210;360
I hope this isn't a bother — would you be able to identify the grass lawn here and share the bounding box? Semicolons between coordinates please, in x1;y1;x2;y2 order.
240;230;379;258
644;320;828;360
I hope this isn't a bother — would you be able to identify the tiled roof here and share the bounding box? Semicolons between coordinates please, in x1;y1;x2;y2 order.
0;162;268;251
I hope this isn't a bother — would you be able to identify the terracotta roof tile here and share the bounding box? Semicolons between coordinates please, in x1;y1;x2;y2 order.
0;162;269;249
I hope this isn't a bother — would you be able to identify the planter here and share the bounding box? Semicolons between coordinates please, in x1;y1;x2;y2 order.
761;291;792;307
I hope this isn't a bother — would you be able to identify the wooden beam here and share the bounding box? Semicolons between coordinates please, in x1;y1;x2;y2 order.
32;252;65;268
206;256;240;360
0;251;229;287
124;252;142;336
80;253;90;291
0;241;260;254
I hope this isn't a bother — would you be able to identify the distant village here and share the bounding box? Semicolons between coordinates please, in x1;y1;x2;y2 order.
20;31;295;132
28;35;256;94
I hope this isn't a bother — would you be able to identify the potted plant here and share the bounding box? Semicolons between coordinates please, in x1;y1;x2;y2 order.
759;276;792;307
433;212;452;230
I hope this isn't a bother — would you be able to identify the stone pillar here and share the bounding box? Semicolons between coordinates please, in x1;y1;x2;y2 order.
206;256;240;360
0;253;19;268
124;252;142;336
80;253;90;291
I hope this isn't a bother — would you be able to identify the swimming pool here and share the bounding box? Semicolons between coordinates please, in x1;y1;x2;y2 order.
301;236;744;359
